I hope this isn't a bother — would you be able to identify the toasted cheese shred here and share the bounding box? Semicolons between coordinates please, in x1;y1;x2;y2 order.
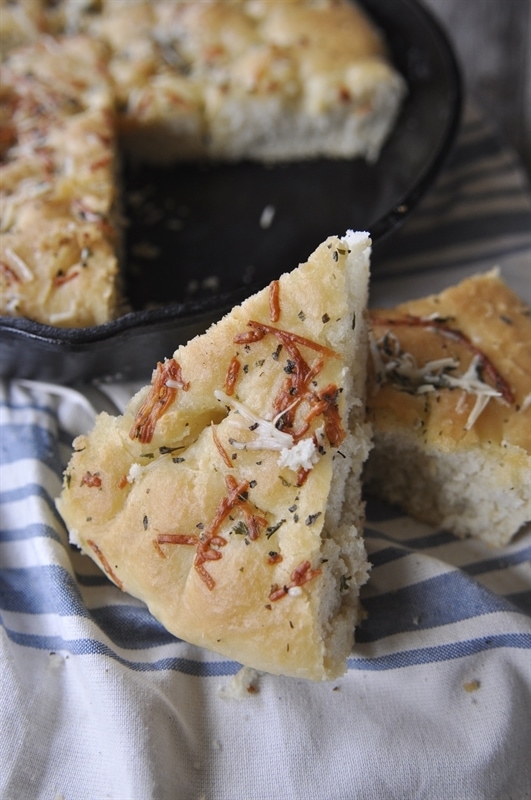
269;280;281;322
130;358;189;444
87;539;124;591
155;474;268;589
236;320;344;445
80;471;102;488
269;560;322;602
211;422;233;469
235;320;340;360
223;355;241;396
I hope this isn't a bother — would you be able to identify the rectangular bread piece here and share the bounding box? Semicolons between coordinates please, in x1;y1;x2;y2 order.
1;0;406;165
1;1;405;328
364;269;531;547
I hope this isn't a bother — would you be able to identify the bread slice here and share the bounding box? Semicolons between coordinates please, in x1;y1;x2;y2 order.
0;35;123;326
364;269;531;547
56;231;372;680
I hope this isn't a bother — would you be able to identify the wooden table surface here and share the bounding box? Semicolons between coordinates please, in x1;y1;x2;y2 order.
422;0;531;180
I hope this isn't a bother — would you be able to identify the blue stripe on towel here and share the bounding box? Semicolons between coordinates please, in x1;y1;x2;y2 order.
0;565;90;618
2;620;528;675
349;633;531;671
0;422;62;472
0;521;62;544
356;570;527;643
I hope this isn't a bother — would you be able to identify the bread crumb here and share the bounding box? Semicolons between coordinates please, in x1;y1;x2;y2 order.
48;652;64;671
463;679;481;693
218;666;261;699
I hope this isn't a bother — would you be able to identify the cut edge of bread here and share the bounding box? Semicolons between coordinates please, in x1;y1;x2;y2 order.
364;430;530;548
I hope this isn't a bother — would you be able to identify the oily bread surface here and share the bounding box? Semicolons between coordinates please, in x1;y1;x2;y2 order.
97;0;406;163
0;1;404;328
57;232;372;680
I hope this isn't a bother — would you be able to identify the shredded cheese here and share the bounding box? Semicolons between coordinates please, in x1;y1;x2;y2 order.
214;390;324;471
3;247;34;282
215;389;294;451
371;332;502;430
127;463;145;484
277;436;319;471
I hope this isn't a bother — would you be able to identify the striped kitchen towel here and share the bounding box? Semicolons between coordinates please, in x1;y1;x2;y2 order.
1;102;530;800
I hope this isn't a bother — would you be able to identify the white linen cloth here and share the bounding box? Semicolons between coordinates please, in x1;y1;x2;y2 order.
1;104;530;800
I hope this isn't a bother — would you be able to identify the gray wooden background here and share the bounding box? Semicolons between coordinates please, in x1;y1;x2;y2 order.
422;0;531;180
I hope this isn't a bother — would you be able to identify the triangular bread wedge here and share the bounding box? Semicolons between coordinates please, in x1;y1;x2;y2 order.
57;231;372;680
365;269;531;547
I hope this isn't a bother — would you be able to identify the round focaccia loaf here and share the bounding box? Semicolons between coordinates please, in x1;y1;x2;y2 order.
0;1;405;328
56;231;373;680
1;0;407;164
364;269;531;547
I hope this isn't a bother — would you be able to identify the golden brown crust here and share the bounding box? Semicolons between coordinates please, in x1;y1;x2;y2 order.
2;0;406;163
56;232;372;680
0;0;62;58
107;0;406;163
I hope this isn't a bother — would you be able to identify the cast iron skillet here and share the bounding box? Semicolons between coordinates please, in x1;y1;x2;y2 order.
0;0;462;384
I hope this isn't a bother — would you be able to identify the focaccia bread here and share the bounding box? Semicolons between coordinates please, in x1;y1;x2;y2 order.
1;0;406;164
56;231;373;680
0;35;122;326
85;0;407;164
0;1;405;328
364;269;531;547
